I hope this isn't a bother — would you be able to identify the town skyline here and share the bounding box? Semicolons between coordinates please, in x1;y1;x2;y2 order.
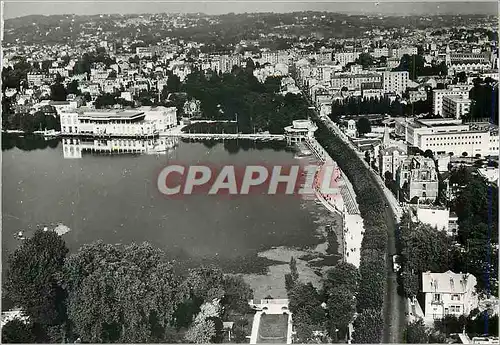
3;1;498;19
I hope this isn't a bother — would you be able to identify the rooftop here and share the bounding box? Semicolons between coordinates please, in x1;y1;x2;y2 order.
422;270;477;293
76;109;145;120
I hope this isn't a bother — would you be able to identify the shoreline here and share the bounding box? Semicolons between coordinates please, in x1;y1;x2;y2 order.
242;142;345;300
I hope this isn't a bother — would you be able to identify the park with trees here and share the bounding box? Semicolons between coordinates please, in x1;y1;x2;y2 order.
2;231;254;343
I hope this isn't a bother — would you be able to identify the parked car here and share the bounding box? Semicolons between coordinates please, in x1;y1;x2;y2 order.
392;255;401;272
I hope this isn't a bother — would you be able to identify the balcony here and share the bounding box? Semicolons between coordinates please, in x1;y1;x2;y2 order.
431;299;444;305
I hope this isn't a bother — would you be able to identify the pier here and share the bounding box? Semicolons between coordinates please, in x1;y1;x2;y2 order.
160;132;285;141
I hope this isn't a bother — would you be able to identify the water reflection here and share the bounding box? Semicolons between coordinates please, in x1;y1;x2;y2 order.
61;136;179;159
2;133;60;151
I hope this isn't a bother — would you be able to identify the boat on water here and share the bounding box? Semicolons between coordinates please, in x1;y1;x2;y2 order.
43;130;61;138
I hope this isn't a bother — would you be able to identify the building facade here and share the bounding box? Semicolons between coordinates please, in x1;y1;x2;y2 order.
442;94;472;119
382;71;409;95
422;271;478;323
432;86;472;116
60;107;177;137
395;118;499;158
398;156;439;202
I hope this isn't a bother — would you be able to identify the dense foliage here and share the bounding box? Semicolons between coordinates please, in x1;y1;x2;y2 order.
352;309;384;343
3;232;254;343
181;70;306;134
310;113;389;342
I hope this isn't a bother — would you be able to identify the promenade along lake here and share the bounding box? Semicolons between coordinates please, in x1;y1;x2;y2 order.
2;134;341;299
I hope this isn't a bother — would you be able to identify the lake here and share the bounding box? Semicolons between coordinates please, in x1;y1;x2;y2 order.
2;134;340;300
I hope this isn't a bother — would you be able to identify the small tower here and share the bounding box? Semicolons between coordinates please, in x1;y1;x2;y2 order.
382;125;390;149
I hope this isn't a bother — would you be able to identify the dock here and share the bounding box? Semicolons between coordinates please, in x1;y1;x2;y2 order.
161;132;285;141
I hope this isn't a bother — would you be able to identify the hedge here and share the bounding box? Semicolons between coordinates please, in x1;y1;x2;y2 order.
312;117;387;342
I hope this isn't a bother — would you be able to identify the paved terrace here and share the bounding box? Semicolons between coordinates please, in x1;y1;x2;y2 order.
248;299;293;344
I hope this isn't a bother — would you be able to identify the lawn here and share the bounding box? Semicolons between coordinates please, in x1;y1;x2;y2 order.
257;313;289;344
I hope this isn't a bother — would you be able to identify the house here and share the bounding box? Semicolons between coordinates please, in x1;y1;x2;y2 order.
421;271;478;323
397;155;439;203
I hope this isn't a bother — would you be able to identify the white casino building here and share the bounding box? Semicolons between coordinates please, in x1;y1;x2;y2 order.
60;106;177;137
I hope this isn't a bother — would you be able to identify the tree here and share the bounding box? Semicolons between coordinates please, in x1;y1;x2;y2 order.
326;286;356;335
50;83;67;101
233;318;250;343
5;229;68;327
186;266;225;302
290;256;299;282
221;275;252;315
322;262;359;295
185;318;216;343
355;53;374;69
404;319;429;343
62;241;187;343
66;80;80;95
167;74;181;93
288;282;325;328
1;319;37;343
423;149;434;159
356;117;371;136
352;309;383;343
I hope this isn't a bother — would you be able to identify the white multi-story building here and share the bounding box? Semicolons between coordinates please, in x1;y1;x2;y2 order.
27;72;45;86
390;46;418;60
211;54;242;74
382;71;409;95
330;73;382;90
395;118;499;158
260;51;279;65
60;107;177;137
411;205;458;236
422;271;478;323
333;51;361;67
373;47;389;58
432;85;472;116
442;95;471;119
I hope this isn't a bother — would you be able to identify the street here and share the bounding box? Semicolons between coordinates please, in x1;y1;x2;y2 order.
319;115;407;343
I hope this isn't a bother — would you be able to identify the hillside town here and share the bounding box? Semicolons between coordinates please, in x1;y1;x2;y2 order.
1;8;499;345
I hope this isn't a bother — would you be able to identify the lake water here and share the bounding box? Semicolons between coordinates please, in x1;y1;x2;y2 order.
2;134;339;280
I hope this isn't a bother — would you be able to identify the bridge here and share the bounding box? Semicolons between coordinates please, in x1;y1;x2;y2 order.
161;132;285;141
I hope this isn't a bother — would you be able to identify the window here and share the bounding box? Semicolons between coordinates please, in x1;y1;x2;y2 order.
433;294;440;302
451;294;460;301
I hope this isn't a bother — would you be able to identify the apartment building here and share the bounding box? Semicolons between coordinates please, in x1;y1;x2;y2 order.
442;95;472;119
260;51;279;65
333;51;361;67
27;72;45;87
390;46;418;60
330;73;382;90
382;71;409;95
432;85;472;116
372;47;389;58
422;271;478;322
211;54;242;74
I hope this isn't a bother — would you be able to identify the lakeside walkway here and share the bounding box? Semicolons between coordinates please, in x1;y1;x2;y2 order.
162;132;285;141
320;116;402;221
304;137;364;269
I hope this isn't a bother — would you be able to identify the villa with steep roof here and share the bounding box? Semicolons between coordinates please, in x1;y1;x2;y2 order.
422;271;479;323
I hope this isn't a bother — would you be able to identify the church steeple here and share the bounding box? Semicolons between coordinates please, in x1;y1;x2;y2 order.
382;125;390;149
